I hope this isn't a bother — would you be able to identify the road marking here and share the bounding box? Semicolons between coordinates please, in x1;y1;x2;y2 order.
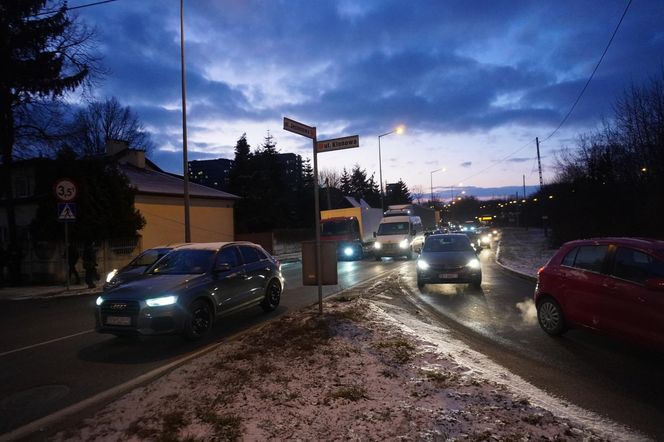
0;330;94;358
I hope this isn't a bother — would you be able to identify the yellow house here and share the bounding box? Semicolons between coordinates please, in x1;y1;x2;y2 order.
108;140;239;249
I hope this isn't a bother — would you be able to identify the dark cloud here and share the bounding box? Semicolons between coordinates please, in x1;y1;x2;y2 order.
507;157;532;163
69;0;664;183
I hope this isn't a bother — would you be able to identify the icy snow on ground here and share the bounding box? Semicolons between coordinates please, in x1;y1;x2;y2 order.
53;277;645;441
495;227;557;278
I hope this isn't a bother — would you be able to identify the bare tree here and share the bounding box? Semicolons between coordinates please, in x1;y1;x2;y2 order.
67;97;155;156
318;168;340;188
410;184;425;204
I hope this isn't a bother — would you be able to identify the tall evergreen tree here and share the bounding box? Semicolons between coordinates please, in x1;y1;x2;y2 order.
340;168;351;195
385;179;412;206
1;0;96;277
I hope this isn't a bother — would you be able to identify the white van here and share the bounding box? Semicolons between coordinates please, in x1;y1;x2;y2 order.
373;215;424;260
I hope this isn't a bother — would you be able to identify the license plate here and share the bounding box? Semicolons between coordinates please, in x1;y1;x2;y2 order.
440;273;458;279
106;316;131;326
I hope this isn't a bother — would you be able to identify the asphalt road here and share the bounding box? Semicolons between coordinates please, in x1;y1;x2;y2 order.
0;258;409;438
1;248;663;440
398;246;664;441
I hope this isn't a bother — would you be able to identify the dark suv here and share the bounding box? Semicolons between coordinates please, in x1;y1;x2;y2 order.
96;242;284;340
535;237;664;348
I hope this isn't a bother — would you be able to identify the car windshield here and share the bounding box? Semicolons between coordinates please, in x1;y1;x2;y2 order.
129;248;171;267
321;220;352;236
149;249;215;275
377;222;409;235
423;235;473;252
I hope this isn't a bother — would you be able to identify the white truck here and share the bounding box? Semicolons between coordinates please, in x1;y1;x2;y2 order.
373;211;425;260
385;204;438;231
320;198;383;260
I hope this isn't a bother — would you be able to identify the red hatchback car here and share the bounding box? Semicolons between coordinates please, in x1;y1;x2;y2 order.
534;237;664;348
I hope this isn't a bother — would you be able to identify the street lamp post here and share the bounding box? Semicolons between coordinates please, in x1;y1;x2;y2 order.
430;168;442;203
378;125;404;210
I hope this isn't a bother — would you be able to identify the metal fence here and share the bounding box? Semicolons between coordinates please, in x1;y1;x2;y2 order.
10;237;142;284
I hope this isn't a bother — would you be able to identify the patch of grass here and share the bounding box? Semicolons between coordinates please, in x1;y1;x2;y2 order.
329;385;368;402
422;369;459;387
514;396;530;407
469;430;493;441
374;337;416;364
125;418;159;439
331;294;357;302
228;348;259;362
521;413;544;425
257;361;274;375
330;305;367;322
196;410;242;441
152;410;190;441
256;314;333;355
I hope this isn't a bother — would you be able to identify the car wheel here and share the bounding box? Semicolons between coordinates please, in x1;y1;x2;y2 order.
375;255;382;261
406;250;413;260
471;274;482;289
183;299;213;341
537;297;567;336
355;245;364;260
417;278;424;289
261;279;282;312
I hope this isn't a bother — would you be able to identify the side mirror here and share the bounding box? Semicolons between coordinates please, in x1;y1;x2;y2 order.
644;278;664;292
214;262;232;273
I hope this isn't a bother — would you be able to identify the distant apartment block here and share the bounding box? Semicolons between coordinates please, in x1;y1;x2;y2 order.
188;153;303;192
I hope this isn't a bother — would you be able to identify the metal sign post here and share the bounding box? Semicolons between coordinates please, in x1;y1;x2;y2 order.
284;117;323;313
284;118;361;314
55;178;77;290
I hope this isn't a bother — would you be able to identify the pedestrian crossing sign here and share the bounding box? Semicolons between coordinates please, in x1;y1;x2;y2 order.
57;202;77;222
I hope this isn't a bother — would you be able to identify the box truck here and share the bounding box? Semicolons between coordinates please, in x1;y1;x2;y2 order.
320;200;383;260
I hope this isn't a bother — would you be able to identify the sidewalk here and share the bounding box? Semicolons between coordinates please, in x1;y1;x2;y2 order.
0;252;302;302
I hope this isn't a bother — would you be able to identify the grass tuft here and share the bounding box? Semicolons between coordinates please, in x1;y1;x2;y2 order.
329;385;368;402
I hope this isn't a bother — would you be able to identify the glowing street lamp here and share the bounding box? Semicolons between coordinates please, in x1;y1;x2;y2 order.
378;125;405;210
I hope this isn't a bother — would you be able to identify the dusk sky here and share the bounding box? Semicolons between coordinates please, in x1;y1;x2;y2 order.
73;0;663;199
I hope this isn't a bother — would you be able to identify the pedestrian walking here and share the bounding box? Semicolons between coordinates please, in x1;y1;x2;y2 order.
67;243;80;284
82;241;98;288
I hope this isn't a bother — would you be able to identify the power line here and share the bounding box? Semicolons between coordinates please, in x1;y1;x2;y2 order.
30;0;120;17
452;0;632;189
454;137;537;186
541;0;633;144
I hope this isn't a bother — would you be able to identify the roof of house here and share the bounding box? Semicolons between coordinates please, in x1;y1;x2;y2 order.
120;163;240;200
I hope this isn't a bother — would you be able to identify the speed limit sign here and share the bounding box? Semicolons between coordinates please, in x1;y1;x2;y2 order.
54;178;78;202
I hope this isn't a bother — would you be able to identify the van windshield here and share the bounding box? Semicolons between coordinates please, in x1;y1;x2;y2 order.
377;222;409;235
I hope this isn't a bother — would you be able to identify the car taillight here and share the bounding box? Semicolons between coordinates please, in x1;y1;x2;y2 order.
537;266;545;275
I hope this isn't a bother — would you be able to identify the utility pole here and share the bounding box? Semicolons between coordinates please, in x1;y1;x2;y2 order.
180;0;191;242
536;137;543;190
522;174;526;200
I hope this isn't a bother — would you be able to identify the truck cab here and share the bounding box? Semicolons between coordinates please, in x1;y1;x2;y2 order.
320;216;364;259
373;214;424;260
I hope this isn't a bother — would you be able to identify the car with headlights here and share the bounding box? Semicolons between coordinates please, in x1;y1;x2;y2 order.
475;227;493;249
534;237;664;348
95;242;284;340
104;244;185;290
416;234;482;289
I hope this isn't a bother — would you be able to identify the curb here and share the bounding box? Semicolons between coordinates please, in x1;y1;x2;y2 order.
493;241;537;283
